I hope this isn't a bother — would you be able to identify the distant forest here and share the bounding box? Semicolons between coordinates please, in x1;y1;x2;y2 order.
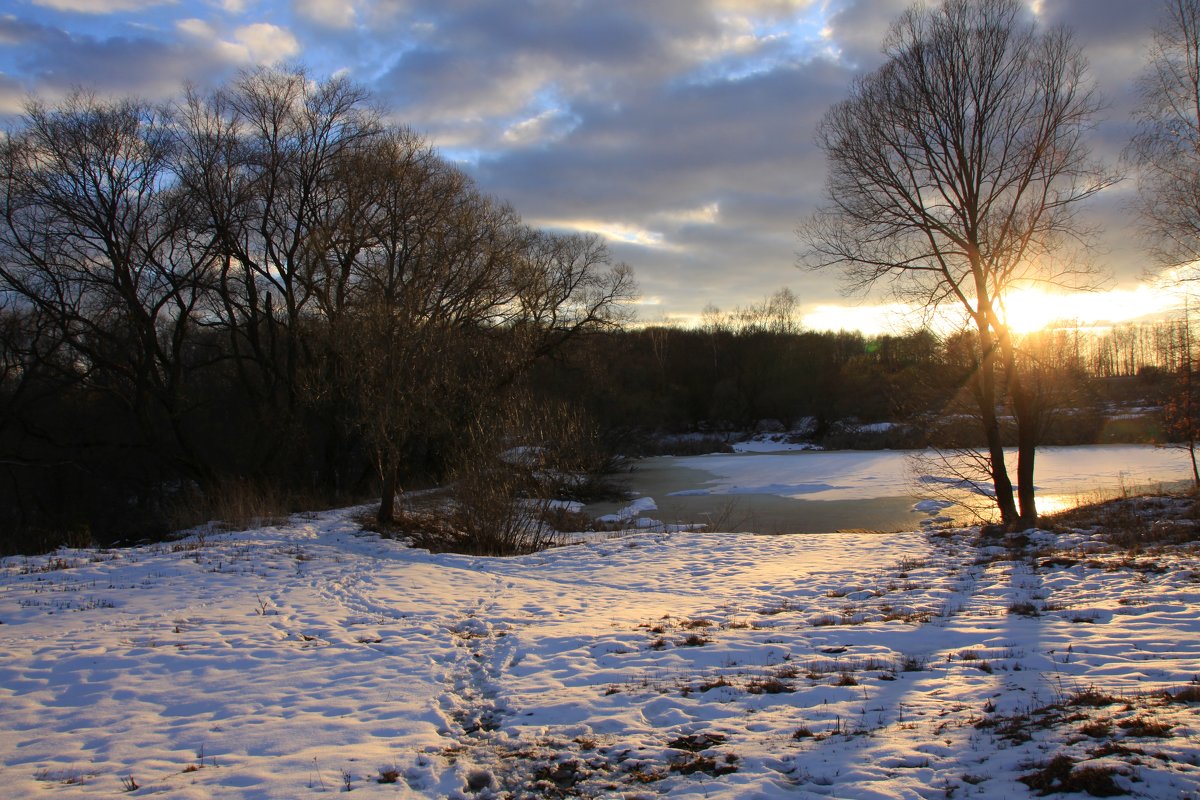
550;309;1186;446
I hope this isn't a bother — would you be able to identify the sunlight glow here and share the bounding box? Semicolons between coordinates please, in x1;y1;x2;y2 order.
533;218;669;248
1000;285;1186;334
800;284;1188;337
801;302;927;336
1028;494;1077;517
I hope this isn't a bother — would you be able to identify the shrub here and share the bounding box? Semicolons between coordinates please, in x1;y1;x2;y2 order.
169;477;328;533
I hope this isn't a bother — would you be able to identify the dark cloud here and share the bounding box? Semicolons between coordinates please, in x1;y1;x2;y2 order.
1032;1;1160;287
0;15;243;109
457;57;854;315
823;0;910;69
451;0;1161;319
1038;0;1158;45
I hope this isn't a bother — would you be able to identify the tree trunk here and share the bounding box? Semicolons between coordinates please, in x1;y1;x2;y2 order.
999;322;1038;528
376;451;397;525
973;326;1019;525
1190;439;1199;488
1014;396;1039;528
984;413;1019;525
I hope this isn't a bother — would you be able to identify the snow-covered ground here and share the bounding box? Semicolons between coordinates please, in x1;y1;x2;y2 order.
2;500;1199;798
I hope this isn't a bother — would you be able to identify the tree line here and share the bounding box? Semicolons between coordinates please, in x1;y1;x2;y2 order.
0;68;633;553
540;303;1180;446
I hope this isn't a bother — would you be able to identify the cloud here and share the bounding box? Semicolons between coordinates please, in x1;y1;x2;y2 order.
1;27;197;101
228;22;301;65
501;108;578;147
294;0;356;29
30;0;175;13
374;0;832;140
534;218;670;249
351;1;864;318
0;14;254;108
0;74;25;116
175;17;301;67
656;203;721;226
821;0;910;69
0;14;53;45
175;17;215;39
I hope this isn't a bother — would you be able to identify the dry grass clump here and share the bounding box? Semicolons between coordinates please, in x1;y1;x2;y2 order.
667;732;726;752
668;753;738;777
1066;686;1122;708
170;478;331;533
1018;754;1126;797
744;676;792;695
1163;683;1200;704
1044;494;1200;550
364;484;603;557
695;676;733;693
1117;717;1173;738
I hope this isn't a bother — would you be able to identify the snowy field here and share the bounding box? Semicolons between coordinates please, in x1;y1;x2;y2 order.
2;499;1200;798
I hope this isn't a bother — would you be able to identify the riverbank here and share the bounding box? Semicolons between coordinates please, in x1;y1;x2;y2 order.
586;444;1195;534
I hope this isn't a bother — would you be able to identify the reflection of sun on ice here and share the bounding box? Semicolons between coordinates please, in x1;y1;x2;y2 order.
1031;493;1079;517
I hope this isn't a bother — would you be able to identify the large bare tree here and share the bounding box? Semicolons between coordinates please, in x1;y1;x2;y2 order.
801;0;1116;526
1130;0;1200;271
174;68;383;418
304;130;635;524
0;93;218;477
0;71;636;542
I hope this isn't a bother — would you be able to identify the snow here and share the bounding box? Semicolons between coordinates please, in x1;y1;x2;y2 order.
597;495;658;523
3;497;1200;798
849;422;897;434
731;435;822;454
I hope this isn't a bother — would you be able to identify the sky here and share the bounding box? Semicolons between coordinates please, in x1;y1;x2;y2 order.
0;0;1181;333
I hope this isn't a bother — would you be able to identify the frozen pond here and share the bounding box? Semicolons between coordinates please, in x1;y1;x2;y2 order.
586;444;1194;533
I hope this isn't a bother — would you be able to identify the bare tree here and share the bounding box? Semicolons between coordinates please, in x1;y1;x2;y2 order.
1130;0;1200;272
0;92;218;476
304;131;635;524
174;67;382;418
1162;299;1200;486
0;71;636;541
801;0;1116;526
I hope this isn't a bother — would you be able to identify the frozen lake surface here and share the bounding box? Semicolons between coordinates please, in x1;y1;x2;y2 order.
588;444;1194;532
